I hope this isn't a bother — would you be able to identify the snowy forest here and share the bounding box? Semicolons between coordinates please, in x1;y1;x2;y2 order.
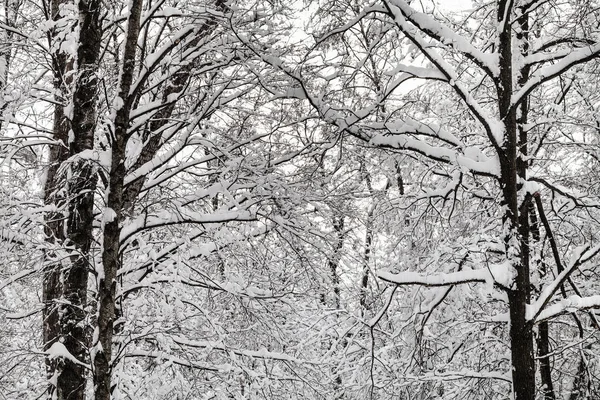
1;0;600;399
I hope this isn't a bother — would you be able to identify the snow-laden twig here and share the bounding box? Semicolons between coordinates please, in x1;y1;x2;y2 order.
378;267;488;287
527;243;600;322
45;342;90;369
531;295;600;322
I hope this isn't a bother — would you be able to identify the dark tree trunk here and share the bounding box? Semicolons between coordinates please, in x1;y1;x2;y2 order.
360;210;373;313
42;65;70;399
359;162;377;315
537;321;556;400
328;215;345;398
569;348;591;400
0;0;16;132
57;0;103;398
42;0;73;397
93;1;143;398
497;2;535;399
43;0;102;398
330;216;345;310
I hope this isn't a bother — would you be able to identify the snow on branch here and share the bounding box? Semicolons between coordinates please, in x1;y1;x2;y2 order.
129;25;197;96
118;223;271;285
241;18;501;179
315;4;388;44
367;117;461;147
124;350;219;371
45;342;90;369
120;209;255;243
380;0;504;151
512;41;600;109
530;295;600;322
529;176;600;208
367;131;500;177
172;336;319;365
0;228;26;246
384;0;500;77
378;269;486;286
125;129;270;189
0;268;38;291
383;63;447;82
527;243;600;322
401;369;511;383
378;262;513;288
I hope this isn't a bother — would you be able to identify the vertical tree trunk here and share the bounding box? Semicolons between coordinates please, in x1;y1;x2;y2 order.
537;321;556;400
0;0;16;132
330;216;345;310
93;1;143;398
530;194;556;400
497;2;535;399
327;214;345;398
42;0;72;397
59;0;103;398
359;162;380;315
43;0;102;398
360;208;373;314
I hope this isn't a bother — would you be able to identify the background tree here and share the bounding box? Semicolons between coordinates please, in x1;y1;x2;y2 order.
251;0;600;398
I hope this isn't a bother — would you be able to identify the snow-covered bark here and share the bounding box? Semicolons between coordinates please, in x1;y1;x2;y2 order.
42;0;102;398
93;0;144;397
41;0;71;392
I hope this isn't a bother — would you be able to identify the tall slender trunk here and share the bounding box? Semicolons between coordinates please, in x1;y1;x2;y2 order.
530;195;557;400
43;0;73;397
93;0;143;398
359;162;380;315
497;2;535;399
0;0;16;132
59;0;103;398
330;216;345;310
42;61;70;399
537;321;556;400
327;214;345;398
516;9;557;398
360;207;373;314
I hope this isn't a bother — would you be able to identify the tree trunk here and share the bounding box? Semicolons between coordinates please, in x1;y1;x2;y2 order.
43;0;102;398
537;321;556;400
42;0;73;397
359;162;378;315
93;0;143;398
57;0;103;398
330;216;345;310
497;1;535;399
569;347;591;400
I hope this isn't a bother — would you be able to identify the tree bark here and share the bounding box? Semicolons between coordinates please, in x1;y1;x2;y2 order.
93;0;143;398
42;0;73;397
497;2;535;399
537;321;556;400
57;0;102;398
330;216;345;310
359;162;379;315
569;348;590;400
43;0;102;398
